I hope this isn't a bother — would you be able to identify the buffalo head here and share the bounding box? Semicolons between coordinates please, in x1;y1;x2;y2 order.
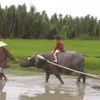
20;52;39;68
20;56;35;67
20;53;46;68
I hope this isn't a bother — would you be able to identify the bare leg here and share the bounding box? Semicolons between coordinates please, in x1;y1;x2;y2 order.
53;52;58;62
3;73;8;81
0;73;3;80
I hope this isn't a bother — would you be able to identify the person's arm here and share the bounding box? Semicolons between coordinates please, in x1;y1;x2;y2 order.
4;48;20;62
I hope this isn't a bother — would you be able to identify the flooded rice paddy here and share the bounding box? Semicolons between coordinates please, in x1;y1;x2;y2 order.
0;74;100;100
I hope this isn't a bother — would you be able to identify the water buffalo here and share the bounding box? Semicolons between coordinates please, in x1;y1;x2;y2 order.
20;51;86;84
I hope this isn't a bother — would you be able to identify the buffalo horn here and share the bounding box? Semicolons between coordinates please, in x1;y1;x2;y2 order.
31;50;38;58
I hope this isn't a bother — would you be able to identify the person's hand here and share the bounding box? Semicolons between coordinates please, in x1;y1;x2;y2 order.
15;58;21;63
51;50;54;54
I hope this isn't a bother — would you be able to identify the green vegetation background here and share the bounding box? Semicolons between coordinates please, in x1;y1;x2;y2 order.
2;39;100;75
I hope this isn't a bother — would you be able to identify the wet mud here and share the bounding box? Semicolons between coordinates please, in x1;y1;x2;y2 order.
0;74;100;100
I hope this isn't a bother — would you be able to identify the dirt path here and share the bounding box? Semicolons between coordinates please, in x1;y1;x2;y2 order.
0;74;100;100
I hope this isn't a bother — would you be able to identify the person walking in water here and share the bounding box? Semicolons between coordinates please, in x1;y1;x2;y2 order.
0;41;20;81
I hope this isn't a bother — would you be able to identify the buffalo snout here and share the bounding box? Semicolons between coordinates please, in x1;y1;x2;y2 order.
20;60;34;67
20;61;26;67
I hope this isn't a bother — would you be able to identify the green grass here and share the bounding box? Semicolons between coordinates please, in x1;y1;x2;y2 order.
1;39;100;74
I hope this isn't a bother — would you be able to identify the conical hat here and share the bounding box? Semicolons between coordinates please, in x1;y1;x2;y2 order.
0;41;7;47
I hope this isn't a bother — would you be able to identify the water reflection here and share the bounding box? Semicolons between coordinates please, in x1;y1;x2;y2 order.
20;83;86;100
77;83;85;100
0;76;100;100
0;81;6;100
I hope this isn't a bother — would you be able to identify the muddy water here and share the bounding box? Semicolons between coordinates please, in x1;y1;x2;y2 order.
0;74;100;100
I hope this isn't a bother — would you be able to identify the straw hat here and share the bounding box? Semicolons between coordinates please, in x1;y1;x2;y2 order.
0;41;7;47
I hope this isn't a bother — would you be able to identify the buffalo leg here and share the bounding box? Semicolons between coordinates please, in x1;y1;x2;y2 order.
77;74;82;83
82;74;86;84
54;74;64;84
77;74;86;84
45;73;50;83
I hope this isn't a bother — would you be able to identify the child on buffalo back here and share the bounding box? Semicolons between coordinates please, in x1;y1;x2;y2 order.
52;35;65;63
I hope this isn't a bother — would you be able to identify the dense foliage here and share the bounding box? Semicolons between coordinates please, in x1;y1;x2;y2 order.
0;4;100;39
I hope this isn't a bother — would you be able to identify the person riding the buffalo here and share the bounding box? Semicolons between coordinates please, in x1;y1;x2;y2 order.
52;35;65;63
0;41;20;81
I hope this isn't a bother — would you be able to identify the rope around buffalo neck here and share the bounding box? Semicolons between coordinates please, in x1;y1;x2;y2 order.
37;55;100;79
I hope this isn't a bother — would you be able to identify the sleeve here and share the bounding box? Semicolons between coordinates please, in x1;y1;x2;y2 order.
5;48;16;61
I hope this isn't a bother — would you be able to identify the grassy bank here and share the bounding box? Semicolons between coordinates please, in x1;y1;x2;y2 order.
1;39;100;75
